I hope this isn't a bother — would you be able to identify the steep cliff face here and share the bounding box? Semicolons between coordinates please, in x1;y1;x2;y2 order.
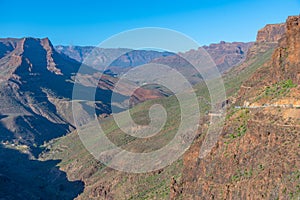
179;16;300;200
225;21;285;78
256;23;286;43
238;16;300;104
271;16;300;84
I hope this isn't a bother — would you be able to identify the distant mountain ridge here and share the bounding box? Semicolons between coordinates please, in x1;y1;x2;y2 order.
55;45;174;72
187;41;253;73
56;41;253;79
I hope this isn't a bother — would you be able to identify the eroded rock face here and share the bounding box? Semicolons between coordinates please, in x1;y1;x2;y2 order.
256;23;286;43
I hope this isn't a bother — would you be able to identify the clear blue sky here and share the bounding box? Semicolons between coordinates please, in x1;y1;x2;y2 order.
0;0;299;46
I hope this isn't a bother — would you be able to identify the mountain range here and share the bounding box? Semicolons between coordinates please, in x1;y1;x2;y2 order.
56;41;252;78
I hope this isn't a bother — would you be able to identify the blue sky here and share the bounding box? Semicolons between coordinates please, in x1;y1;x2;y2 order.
0;0;299;46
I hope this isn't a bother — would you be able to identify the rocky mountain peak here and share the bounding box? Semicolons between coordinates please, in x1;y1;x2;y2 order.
256;23;286;43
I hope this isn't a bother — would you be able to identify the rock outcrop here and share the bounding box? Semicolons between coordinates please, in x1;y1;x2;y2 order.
271;16;300;84
256;23;286;43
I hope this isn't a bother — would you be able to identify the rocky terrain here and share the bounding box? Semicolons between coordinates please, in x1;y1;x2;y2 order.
256;23;286;43
177;16;300;200
150;41;253;84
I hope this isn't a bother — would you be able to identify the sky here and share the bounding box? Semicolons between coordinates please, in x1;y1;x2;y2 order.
0;0;299;47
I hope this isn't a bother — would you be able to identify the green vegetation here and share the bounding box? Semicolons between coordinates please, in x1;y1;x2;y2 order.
285;170;300;199
255;79;297;102
264;79;296;97
231;168;253;182
227;109;249;140
42;131;183;199
258;164;264;171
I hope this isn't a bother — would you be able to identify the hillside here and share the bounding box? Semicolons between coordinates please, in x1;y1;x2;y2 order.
0;37;163;199
0;37;163;151
38;21;285;199
178;16;299;200
0;17;291;199
0;37;86;151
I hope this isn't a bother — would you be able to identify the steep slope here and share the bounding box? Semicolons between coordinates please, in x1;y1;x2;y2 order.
39;28;275;199
40;95;192;199
0;38;90;200
0;37;83;151
179;16;299;200
0;38;19;59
